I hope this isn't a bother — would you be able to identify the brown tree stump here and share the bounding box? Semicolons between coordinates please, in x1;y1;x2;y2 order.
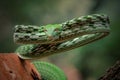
0;53;42;80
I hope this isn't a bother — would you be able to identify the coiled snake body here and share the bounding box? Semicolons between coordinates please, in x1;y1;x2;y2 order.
14;14;110;80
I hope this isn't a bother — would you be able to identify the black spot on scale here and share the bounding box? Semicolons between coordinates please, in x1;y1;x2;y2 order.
31;33;35;35
75;20;84;26
31;44;48;54
65;23;72;28
70;23;79;28
15;28;23;32
88;24;93;27
85;17;92;22
39;35;44;37
31;38;37;41
89;21;95;25
45;45;57;52
78;21;86;26
42;44;50;49
62;26;71;30
30;47;42;55
17;27;23;30
26;30;32;33
24;36;30;39
101;19;107;23
15;34;18;37
106;16;110;24
33;29;39;31
19;37;24;40
75;19;82;23
95;15;106;23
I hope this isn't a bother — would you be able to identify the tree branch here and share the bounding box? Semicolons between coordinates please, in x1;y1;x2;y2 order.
0;53;42;80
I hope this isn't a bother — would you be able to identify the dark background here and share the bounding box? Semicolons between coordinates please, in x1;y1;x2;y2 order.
0;0;120;80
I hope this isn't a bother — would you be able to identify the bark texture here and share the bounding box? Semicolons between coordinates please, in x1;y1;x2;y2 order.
99;60;120;80
0;53;42;80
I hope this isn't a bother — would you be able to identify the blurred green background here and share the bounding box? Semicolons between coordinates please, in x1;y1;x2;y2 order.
0;0;120;80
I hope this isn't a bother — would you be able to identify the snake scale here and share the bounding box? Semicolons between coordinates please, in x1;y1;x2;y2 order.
14;14;110;80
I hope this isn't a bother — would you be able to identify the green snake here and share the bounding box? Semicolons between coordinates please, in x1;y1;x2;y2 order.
14;14;110;80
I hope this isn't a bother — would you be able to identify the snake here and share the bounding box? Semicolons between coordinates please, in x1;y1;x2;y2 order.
14;14;110;80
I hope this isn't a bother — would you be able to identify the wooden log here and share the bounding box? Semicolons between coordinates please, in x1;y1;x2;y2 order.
0;53;42;80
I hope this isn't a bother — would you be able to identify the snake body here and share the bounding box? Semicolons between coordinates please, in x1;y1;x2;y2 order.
33;61;67;80
14;14;110;80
